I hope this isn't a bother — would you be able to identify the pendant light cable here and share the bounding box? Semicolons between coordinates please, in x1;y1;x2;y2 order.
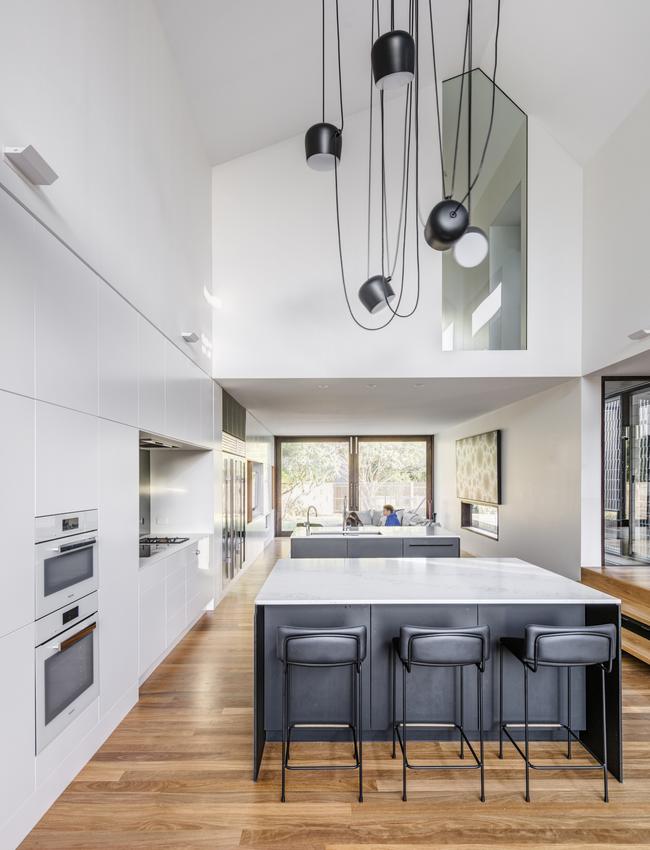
335;0;344;131
455;0;501;210
321;0;325;123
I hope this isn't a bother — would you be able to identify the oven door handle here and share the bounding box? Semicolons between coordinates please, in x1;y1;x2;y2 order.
59;538;97;554
56;622;97;652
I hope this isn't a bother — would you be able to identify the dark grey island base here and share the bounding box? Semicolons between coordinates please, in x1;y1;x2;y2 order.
290;526;461;559
253;557;622;784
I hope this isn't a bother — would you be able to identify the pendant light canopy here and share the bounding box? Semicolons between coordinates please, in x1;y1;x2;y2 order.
424;200;469;251
371;30;415;90
305;122;342;171
359;275;396;314
453;224;489;267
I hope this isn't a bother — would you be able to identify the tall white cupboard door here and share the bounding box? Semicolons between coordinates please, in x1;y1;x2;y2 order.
99;419;139;716
35;401;99;517
138;317;166;435
33;231;99;415
0;391;34;637
98;285;138;426
0;190;36;397
0;623;35;831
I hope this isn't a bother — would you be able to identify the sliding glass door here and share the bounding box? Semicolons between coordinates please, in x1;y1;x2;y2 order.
276;436;432;536
603;379;650;565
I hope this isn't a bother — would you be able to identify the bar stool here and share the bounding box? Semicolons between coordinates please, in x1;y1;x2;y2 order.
276;625;366;802
498;623;617;802
392;625;490;802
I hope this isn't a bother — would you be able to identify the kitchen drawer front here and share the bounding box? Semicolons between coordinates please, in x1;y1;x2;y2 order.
403;538;460;558
290;538;349;558
347;537;403;558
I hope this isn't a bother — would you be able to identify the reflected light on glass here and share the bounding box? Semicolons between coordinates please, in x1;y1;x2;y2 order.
472;283;502;337
442;322;454;351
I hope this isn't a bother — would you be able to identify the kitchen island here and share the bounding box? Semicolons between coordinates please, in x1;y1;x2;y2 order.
290;524;461;558
253;556;622;782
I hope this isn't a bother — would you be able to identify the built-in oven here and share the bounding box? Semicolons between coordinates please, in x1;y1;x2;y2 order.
35;592;99;754
35;510;98;619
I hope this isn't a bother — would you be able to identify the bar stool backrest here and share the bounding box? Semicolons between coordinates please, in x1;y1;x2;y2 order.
400;625;490;670
524;623;617;670
277;625;367;666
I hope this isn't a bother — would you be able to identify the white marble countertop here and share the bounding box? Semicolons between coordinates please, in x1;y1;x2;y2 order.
138;534;203;569
290;525;460;539
255;557;620;606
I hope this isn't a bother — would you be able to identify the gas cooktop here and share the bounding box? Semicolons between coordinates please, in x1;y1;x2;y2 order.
140;537;189;545
139;536;190;558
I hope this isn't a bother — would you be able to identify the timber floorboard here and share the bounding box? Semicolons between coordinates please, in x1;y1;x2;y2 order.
20;542;650;849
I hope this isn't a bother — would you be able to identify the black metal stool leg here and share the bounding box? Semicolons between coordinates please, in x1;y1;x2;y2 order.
402;663;407;802
358;664;364;803
601;665;609;803
566;666;572;759
524;664;530;803
391;642;397;759
459;666;465;759
498;643;504;759
478;665;485;802
281;663;287;802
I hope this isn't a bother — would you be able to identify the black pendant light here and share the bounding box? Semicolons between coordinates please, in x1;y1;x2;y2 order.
371;30;415;89
424;199;468;250
359;275;396;313
305;0;343;171
305;123;342;171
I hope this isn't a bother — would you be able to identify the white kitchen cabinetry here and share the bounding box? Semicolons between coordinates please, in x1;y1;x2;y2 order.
0;190;36;397
99;285;139;427
165;342;202;444
139;537;212;681
139;562;166;678
0;392;34;637
187;537;212;623
138;317;166;435
33;233;98;416
99;420;139;717
199;375;214;447
0;622;35;832
165;554;187;645
35;401;99;517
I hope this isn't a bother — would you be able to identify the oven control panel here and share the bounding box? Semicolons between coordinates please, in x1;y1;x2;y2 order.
35;509;98;544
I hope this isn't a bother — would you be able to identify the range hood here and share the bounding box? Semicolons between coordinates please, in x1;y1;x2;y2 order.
139;431;202;451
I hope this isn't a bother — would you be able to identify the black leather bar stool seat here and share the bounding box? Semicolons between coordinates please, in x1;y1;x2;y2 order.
392;625;490;802
499;623;617;802
276;625;366;802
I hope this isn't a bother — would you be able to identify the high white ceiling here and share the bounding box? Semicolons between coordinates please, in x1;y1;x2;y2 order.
156;0;650;166
220;377;569;435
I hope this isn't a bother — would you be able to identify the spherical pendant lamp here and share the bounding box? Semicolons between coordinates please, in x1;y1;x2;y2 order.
358;275;396;314
371;30;415;90
424;200;469;251
305;123;342;171
453;225;489;267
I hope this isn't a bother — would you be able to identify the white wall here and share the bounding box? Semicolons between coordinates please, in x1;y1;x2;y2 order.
149;450;214;535
212;99;581;379
0;0;212;372
582;89;650;374
434;380;582;579
245;412;275;567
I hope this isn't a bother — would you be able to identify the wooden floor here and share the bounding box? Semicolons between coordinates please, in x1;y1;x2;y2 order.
582;565;650;665
20;542;650;850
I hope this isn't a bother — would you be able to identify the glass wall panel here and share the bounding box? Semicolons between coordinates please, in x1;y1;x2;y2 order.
357;439;428;519
441;69;527;351
280;440;349;533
